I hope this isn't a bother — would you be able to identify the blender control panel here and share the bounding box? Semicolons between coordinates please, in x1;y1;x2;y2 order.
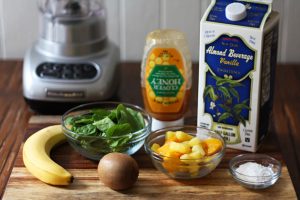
36;62;98;80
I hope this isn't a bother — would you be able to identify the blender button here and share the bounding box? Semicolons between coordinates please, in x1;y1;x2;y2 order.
40;71;59;79
74;65;83;73
74;73;83;79
83;72;97;79
47;63;55;70
53;64;62;71
44;69;55;74
83;64;94;72
62;73;74;79
63;65;72;71
41;64;50;70
63;69;73;74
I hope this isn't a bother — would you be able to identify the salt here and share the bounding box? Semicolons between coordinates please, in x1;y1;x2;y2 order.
236;162;275;183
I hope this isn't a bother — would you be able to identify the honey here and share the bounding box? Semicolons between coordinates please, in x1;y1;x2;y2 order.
142;89;191;121
141;30;192;130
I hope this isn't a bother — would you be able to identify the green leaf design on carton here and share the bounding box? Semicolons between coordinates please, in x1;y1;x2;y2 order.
204;76;251;126
218;112;233;122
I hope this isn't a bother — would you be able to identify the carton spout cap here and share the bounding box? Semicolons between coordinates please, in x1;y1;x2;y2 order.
225;3;247;21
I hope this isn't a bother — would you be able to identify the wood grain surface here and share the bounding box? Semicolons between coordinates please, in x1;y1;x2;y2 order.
0;61;299;199
2;116;297;200
273;65;300;197
0;61;32;198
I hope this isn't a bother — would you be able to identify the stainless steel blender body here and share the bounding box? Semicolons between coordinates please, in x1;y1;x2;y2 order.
38;0;107;57
23;0;120;113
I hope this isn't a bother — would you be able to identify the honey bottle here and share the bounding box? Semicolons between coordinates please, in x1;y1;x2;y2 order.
141;29;192;130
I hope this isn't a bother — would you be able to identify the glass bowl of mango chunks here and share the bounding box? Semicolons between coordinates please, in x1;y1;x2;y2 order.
144;126;225;179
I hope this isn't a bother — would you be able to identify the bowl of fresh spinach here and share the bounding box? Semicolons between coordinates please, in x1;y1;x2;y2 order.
61;102;152;160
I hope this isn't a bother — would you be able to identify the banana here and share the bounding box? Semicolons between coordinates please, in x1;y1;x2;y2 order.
23;125;73;185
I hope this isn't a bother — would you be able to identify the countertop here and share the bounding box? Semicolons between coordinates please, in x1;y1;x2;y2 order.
0;60;299;199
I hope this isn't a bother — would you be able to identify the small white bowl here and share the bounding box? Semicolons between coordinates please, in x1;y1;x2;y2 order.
229;154;281;189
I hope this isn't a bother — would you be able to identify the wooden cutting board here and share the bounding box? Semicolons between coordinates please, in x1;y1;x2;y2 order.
2;116;297;199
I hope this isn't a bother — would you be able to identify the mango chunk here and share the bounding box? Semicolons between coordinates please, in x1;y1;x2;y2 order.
157;130;223;174
179;154;192;164
165;131;177;142
188;151;204;159
157;141;171;156
169;141;191;154
181;140;190;146
188;137;202;146
175;131;193;142
191;144;206;156
151;143;160;153
163;151;182;159
202;138;223;156
162;158;181;173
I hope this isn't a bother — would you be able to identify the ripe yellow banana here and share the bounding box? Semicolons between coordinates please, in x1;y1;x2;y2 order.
23;125;73;185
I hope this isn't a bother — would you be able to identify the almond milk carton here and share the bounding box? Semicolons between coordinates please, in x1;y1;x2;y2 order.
198;0;279;152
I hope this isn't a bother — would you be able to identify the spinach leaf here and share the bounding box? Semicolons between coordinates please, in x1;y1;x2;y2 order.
109;135;133;152
72;124;97;136
73;114;94;125
126;107;145;129
116;104;142;132
91;108;111;121
65;116;74;126
108;109;118;123
93;117;116;132
106;123;132;137
65;104;146;154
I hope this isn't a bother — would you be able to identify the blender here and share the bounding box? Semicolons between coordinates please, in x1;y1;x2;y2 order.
23;0;120;113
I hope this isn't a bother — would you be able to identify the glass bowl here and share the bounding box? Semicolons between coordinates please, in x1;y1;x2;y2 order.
62;102;152;160
229;154;282;189
144;126;225;179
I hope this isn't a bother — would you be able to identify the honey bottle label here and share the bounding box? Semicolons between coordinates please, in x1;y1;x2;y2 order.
145;48;186;113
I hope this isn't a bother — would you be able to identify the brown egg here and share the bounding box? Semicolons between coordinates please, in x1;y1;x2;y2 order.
97;153;139;190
